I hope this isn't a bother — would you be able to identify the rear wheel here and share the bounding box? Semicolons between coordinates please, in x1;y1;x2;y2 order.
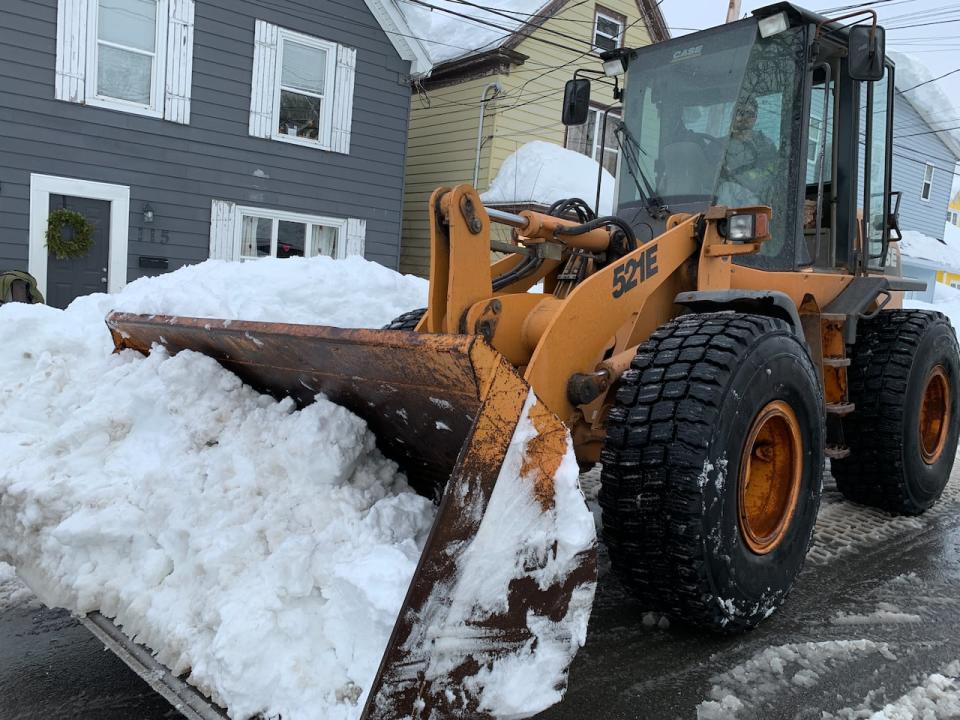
383;308;426;331
832;310;959;515
599;313;824;632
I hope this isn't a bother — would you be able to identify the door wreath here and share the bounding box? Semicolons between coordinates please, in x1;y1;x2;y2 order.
46;209;95;260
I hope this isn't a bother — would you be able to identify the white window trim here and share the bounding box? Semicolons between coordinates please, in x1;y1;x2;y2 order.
921;163;934;202
593;8;625;54
28;173;130;297
234;205;349;260
84;0;169;118
270;28;339;151
566;105;621;173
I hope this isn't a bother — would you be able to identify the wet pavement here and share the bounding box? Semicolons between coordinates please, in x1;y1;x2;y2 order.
3;463;960;720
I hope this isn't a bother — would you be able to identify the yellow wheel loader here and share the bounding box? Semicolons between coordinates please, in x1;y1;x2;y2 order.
103;4;958;718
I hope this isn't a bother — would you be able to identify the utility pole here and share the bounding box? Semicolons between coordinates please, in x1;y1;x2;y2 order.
725;0;742;23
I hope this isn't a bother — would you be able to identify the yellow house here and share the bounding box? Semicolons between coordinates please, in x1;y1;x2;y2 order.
949;191;960;228
398;1;670;276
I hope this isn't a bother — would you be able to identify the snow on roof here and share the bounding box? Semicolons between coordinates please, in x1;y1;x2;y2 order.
397;0;546;65
889;51;960;161
480;141;615;215
363;0;432;76
900;223;960;272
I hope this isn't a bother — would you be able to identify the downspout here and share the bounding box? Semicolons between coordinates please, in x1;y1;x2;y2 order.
474;82;502;188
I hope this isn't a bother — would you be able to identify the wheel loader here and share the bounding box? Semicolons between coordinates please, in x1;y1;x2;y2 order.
101;3;959;718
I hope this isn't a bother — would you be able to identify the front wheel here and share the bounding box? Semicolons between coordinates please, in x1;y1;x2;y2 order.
383;308;426;331
599;313;824;632
832;310;960;515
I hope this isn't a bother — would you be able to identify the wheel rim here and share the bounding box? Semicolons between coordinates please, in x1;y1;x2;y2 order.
919;365;951;465
738;400;803;555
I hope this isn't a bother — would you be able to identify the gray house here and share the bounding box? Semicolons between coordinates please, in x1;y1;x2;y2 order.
0;0;430;308
887;53;960;242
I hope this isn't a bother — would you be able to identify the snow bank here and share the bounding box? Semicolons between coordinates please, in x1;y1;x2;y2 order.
889;52;960;160
108;255;428;328
0;561;38;612
0;256;594;720
481;141;616;216
398;0;542;64
899;226;960;270
905;281;960;329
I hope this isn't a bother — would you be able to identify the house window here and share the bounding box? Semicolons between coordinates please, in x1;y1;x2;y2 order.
594;7;625;52
274;33;337;146
55;0;195;123
92;0;165;110
237;208;345;261
921;163;934;201
565;106;621;175
249;21;357;154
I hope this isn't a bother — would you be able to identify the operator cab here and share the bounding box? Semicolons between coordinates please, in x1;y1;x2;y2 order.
563;2;894;276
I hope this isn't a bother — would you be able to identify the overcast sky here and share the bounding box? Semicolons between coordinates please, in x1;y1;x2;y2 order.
660;0;960;191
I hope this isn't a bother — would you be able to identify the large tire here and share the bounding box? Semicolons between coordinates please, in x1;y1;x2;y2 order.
832;310;959;515
383;308;426;331
599;313;824;632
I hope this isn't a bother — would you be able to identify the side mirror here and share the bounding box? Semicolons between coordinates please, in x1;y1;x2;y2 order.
848;25;885;81
562;78;591;126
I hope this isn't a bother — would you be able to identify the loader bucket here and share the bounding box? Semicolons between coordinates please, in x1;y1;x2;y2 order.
106;312;598;719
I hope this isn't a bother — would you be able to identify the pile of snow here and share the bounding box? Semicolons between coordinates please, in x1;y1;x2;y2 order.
890;52;960;160
109;255;428;327
826;660;960;720
899;224;960;271
398;0;542;64
697;640;897;719
481;141;616;216
0;256;594;720
0;561;37;612
904;280;960;330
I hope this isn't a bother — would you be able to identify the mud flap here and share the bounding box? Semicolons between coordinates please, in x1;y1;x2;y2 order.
106;313;598;718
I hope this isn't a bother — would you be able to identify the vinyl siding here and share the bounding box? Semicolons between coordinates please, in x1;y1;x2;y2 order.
400;74;507;275
488;1;655;182
0;0;413;279
399;0;658;277
891;93;958;241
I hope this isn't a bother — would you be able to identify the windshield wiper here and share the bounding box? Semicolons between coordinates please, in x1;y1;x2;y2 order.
614;123;670;219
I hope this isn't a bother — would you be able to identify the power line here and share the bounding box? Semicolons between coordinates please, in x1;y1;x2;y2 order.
898;66;960;94
405;0;593;55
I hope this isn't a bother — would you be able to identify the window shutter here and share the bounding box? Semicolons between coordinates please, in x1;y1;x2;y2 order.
249;20;279;139
209;199;238;260
55;0;90;103
330;45;357;154
164;0;195;124
344;218;366;257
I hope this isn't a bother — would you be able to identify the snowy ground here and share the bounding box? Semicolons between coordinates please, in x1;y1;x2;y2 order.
5;463;960;719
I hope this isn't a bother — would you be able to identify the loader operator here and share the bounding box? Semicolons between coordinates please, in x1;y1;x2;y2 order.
716;96;779;208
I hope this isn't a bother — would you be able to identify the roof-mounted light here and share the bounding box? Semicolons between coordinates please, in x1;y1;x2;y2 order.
599;49;629;77
758;11;789;38
602;57;625;77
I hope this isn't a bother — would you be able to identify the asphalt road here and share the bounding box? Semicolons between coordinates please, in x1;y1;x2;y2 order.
3;464;960;720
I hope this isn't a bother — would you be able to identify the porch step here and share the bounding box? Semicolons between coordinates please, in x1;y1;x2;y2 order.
825;444;851;460
826;402;856;416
